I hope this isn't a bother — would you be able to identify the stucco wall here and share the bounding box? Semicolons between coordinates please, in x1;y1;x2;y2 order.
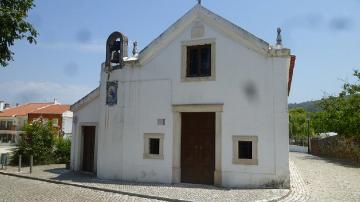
72;17;290;187
70;96;100;171
61;111;73;135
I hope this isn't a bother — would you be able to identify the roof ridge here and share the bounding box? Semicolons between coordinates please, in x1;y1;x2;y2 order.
198;6;269;47
139;4;200;56
137;4;273;65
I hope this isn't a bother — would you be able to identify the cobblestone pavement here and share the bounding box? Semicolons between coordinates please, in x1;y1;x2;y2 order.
289;152;360;202
0;164;289;202
279;160;310;202
0;174;159;202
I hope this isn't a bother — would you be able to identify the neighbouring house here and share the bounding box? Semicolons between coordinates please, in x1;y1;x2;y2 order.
27;103;73;137
70;3;295;188
0;102;73;145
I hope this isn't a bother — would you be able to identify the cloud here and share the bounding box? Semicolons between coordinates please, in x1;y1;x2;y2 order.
282;14;354;32
39;41;104;53
0;81;94;105
282;13;324;31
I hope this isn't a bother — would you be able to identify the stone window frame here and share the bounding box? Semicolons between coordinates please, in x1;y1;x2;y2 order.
232;136;258;165
143;133;164;160
181;38;216;82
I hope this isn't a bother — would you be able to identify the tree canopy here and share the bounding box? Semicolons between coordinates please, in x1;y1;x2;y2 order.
289;70;360;139
12;121;56;165
316;70;360;136
0;0;38;67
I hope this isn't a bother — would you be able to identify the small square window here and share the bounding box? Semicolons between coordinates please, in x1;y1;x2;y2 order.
149;138;160;155
238;141;252;159
143;133;164;160
232;136;258;165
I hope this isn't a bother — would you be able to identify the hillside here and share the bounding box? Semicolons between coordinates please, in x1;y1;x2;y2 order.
288;100;322;112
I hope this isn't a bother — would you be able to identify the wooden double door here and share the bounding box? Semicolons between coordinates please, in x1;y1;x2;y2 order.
82;126;95;172
181;112;215;185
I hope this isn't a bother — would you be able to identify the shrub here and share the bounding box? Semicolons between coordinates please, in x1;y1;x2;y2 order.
53;137;71;164
11;121;56;165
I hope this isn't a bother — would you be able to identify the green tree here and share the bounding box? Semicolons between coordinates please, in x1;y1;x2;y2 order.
316;70;360;137
0;0;38;67
289;108;314;142
11;121;56;165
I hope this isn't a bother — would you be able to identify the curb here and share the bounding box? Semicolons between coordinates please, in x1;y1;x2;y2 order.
0;171;190;202
0;171;291;202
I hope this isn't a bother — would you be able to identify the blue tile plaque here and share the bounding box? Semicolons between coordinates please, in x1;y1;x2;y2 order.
106;81;118;106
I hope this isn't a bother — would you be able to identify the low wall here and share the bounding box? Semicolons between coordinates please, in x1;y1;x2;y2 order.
289;145;308;153
311;136;360;165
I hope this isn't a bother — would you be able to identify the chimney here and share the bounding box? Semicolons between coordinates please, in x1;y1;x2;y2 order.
0;101;4;111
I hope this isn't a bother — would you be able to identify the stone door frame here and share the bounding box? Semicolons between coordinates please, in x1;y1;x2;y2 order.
172;104;223;186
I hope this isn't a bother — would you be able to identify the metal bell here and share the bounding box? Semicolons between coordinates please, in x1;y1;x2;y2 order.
111;51;121;63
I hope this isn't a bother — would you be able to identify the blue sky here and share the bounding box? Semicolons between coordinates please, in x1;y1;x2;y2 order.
1;0;359;105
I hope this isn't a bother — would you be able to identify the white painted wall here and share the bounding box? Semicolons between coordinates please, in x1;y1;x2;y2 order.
62;111;73;135
70;96;100;171
71;14;290;187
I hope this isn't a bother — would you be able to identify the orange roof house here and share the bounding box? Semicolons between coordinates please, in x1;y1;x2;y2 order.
0;102;73;145
30;104;70;115
0;103;53;117
28;104;71;133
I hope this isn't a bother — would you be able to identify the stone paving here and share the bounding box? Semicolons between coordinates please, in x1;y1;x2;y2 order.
6;152;352;201
0;164;291;202
290;152;360;202
278;160;310;202
0;174;159;202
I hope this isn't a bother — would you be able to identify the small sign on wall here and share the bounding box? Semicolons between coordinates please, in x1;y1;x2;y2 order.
157;119;166;126
106;81;118;106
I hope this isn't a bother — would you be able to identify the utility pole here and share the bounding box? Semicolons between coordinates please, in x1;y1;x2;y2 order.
306;113;311;154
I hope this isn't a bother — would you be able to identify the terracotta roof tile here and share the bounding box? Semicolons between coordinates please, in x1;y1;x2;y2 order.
0;103;53;117
29;104;70;114
288;55;296;96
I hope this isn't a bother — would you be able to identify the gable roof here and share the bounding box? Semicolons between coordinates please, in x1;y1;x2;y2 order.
29;104;70;115
73;5;296;110
0;103;53;117
137;4;279;65
70;87;100;112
